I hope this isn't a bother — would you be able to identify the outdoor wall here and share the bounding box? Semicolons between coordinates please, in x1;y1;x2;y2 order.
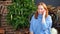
35;0;60;6
0;0;29;34
0;0;16;34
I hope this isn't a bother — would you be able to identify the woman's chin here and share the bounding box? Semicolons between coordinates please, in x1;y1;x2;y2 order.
39;13;42;15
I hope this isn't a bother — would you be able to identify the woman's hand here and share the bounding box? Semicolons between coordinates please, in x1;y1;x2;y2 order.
42;10;46;17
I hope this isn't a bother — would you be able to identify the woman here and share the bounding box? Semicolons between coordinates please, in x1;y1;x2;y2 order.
29;2;52;34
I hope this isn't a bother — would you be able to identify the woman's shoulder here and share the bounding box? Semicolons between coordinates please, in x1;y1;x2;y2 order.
31;15;35;19
30;15;37;24
47;15;52;18
46;15;52;20
30;15;35;22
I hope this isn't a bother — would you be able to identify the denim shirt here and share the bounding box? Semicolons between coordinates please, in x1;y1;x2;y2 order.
29;14;52;34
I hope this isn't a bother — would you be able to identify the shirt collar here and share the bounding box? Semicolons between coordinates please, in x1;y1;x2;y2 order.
38;14;42;18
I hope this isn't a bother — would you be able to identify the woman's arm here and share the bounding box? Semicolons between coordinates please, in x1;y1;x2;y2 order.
29;15;34;34
42;10;46;23
42;15;52;30
42;15;46;23
30;32;33;34
42;11;52;30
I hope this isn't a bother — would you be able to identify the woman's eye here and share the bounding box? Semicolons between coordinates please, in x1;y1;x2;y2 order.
40;8;43;10
38;8;44;10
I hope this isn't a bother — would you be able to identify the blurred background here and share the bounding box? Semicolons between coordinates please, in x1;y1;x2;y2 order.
35;0;60;6
0;0;60;34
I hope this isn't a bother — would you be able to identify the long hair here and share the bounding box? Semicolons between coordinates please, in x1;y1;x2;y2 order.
35;2;48;19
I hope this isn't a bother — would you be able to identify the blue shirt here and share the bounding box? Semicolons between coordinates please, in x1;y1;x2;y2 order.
29;14;52;34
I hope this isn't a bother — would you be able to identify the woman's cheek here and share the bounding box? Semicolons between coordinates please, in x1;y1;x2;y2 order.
42;11;44;15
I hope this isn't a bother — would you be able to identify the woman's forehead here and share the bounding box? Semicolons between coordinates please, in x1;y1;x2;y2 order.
38;5;44;8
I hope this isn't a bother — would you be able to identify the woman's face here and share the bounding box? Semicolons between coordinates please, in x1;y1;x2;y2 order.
37;5;46;15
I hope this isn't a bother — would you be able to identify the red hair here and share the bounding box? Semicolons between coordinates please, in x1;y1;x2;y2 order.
35;2;48;19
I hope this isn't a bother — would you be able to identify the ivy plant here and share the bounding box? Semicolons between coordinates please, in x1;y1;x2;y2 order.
6;0;37;30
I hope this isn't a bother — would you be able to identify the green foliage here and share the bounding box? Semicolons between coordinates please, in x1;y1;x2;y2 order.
6;0;37;30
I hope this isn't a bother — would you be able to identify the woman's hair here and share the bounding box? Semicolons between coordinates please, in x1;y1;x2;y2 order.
35;2;48;19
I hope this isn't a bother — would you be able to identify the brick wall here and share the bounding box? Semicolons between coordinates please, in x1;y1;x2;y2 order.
0;0;16;34
0;0;29;34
